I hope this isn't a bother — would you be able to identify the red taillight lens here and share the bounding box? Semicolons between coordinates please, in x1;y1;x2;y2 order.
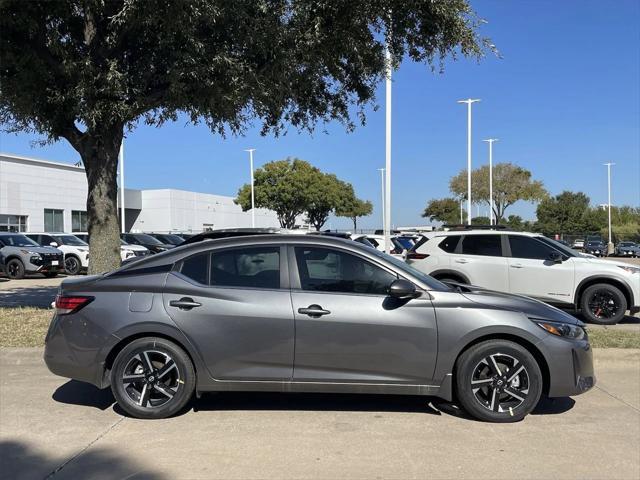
55;295;94;315
391;248;402;254
406;252;429;260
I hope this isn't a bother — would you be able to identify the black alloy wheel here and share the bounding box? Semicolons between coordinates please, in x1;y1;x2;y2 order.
64;256;81;275
111;337;195;419
5;259;25;279
580;283;626;325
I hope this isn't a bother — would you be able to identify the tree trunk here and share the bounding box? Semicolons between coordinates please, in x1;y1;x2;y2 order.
78;129;123;274
352;217;357;231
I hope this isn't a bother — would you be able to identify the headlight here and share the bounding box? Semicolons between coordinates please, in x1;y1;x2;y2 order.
618;265;640;274
21;250;40;256
534;320;585;340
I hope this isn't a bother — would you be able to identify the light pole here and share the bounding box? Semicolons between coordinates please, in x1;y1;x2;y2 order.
119;140;125;232
244;148;256;228
458;98;480;225
384;44;392;254
604;162;615;251
483;138;498;225
377;168;386;234
459;197;464;224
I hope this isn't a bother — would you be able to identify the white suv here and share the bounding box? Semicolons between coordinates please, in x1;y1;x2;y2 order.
407;229;640;325
27;233;90;275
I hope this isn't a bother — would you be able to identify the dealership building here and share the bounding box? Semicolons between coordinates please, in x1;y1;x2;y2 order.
0;153;279;233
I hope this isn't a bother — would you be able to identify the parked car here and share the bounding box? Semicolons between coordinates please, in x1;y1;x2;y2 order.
44;234;594;423
406;230;639;325
584;240;607;257
27;233;89;275
362;234;406;257
74;233;151;261
121;233;175;254
615;241;640;257
0;233;63;279
148;233;186;246
572;239;585;249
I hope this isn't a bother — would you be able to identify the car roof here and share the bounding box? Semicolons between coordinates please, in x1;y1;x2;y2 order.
430;230;539;237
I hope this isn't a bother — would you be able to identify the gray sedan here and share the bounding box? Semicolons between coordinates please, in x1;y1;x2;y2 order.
44;235;595;423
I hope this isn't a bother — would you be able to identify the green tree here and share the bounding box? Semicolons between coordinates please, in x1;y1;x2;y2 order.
335;188;373;231
535;191;591;236
306;173;352;231
504;214;524;231
450;163;547;221
471;216;490;225
422;197;462;225
1;0;491;272
236;158;317;229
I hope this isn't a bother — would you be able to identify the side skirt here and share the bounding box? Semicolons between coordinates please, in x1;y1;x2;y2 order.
196;374;453;402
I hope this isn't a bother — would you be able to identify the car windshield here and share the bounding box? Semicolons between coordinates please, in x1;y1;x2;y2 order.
537;237;578;257
131;234;163;245
395;237;415;249
620;242;635;247
55;235;88;246
0;234;40;247
367;247;450;291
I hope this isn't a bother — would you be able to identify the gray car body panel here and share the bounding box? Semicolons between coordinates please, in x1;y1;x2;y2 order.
44;235;595;402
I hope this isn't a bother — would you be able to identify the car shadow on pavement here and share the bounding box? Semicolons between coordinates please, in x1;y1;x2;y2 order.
0;286;58;308
531;396;575;415
0;440;168;480
52;380;115;411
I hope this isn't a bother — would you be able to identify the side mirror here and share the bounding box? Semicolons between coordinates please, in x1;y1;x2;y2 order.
49;242;58;247
388;279;418;299
548;251;563;263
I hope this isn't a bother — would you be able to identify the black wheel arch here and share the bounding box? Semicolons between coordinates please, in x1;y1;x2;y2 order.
574;276;633;310
430;269;470;284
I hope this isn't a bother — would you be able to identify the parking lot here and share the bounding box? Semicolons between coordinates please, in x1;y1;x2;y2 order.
1;257;639;479
1;347;638;480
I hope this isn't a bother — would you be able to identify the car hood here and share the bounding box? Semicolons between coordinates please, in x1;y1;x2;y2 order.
449;283;582;325
122;244;148;251
577;257;636;269
3;245;63;255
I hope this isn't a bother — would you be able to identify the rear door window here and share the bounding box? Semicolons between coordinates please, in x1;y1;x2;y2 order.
180;253;209;285
210;247;280;289
461;235;502;257
438;236;460;253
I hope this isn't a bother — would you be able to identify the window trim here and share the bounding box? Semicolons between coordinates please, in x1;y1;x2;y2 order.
287;244;399;297
173;244;288;291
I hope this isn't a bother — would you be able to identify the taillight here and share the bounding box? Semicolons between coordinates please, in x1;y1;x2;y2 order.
55;295;94;315
406;252;429;260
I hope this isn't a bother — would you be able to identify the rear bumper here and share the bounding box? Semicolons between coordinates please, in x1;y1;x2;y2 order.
539;335;595;398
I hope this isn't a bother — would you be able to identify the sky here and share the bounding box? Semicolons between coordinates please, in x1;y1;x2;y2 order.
1;0;639;230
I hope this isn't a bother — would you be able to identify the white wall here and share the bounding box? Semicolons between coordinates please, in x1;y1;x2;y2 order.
0;154;87;231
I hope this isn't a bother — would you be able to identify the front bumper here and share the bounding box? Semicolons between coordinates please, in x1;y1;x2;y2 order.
29;253;64;273
538;334;596;398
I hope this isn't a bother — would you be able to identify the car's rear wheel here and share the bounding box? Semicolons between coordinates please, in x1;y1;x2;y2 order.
580;283;626;325
5;258;25;279
111;337;195;419
64;255;81;275
455;340;542;423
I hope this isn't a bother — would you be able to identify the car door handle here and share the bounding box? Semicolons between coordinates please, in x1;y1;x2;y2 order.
298;305;331;317
169;297;202;310
510;263;524;269
455;259;469;264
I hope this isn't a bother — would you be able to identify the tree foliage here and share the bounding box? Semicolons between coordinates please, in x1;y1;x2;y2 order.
335;190;373;231
449;163;547;221
422;197;461;225
1;0;491;271
535;191;592;236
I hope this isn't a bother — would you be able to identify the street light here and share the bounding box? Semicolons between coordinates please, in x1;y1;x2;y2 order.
458;98;481;225
377;168;386;234
483;138;498;225
244;148;256;228
604;162;615;251
119;140;125;232
384;44;392;254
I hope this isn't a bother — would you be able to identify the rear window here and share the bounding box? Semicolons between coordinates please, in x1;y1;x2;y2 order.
438;236;460;253
180;253;209;285
461;235;502;257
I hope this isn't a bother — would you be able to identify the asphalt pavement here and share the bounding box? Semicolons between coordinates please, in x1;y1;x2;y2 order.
1;347;639;480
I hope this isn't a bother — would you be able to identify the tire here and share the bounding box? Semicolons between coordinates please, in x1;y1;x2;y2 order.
43;272;58;278
580;283;627;325
5;258;25;280
64;255;81;275
111;337;195;419
455;339;543;423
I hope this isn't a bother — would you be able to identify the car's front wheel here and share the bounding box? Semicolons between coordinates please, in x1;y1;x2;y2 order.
111;337;195;419
5;258;25;279
580;283;627;325
455;339;543;423
64;255;81;275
